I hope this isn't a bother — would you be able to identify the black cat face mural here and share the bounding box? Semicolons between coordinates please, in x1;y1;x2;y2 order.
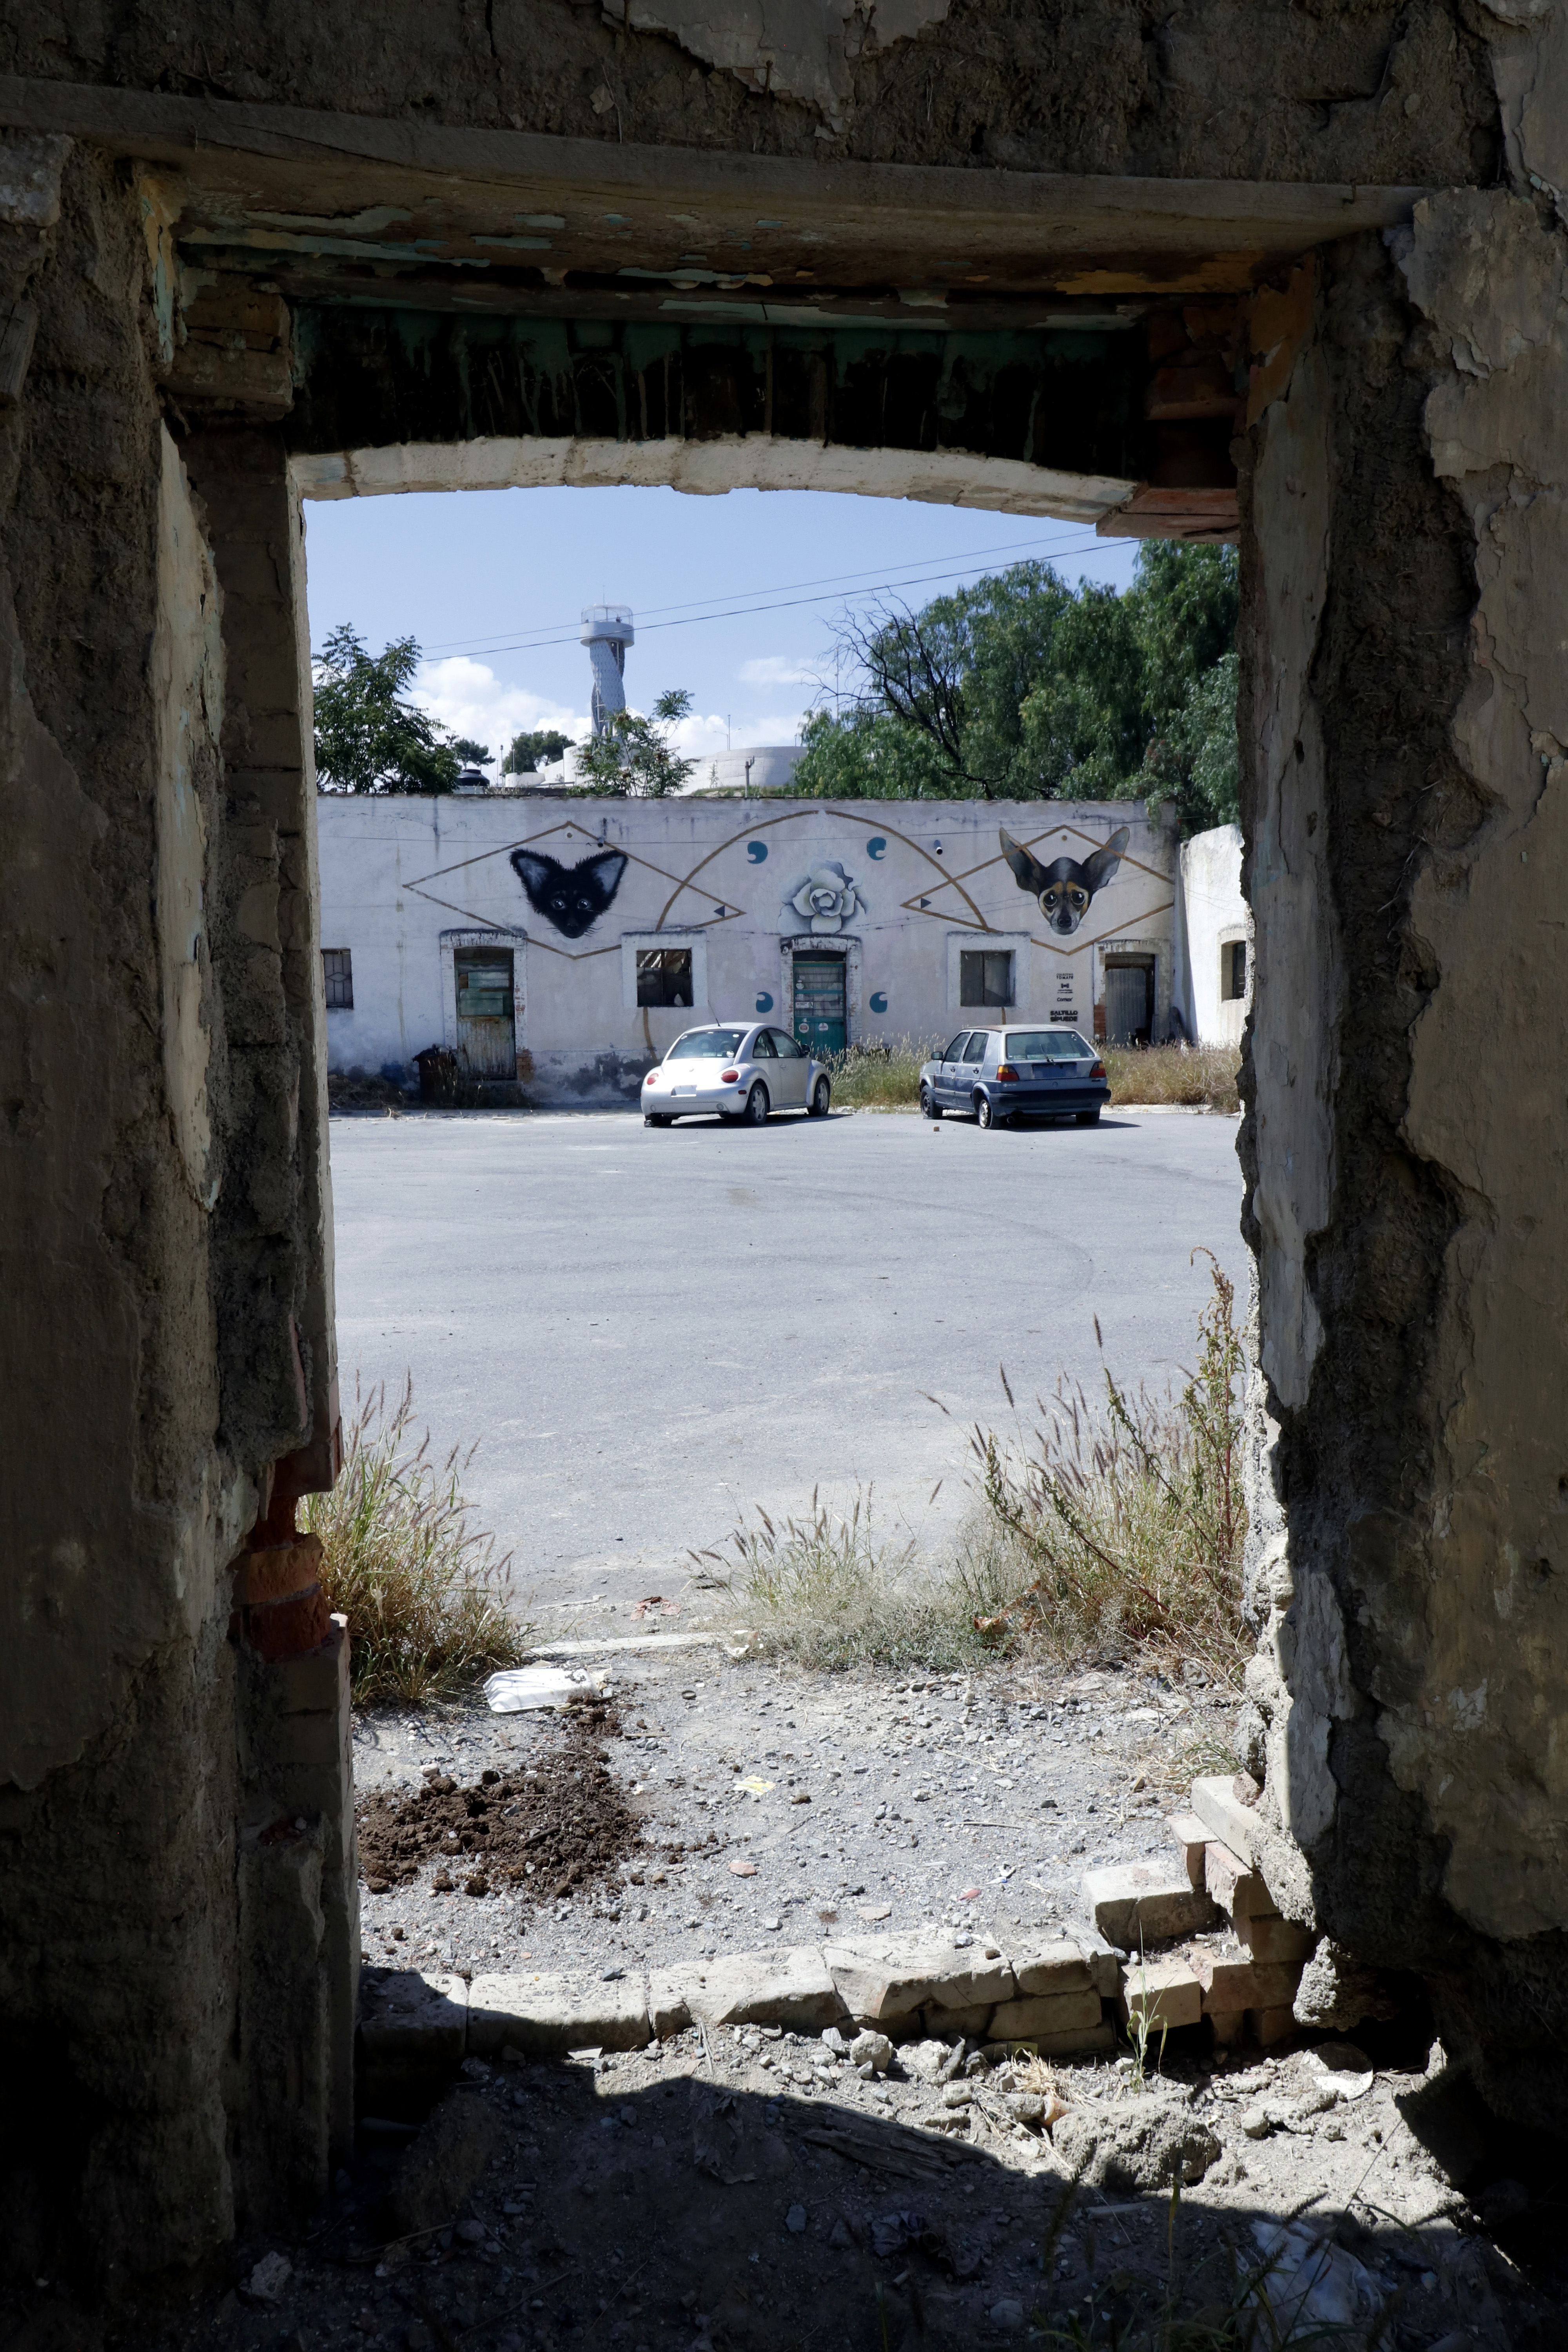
999;826;1130;936
510;847;629;939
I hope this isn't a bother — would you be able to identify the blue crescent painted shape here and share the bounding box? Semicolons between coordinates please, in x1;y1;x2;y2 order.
746;840;769;863
869;991;888;1014
755;991;774;1013
866;837;887;859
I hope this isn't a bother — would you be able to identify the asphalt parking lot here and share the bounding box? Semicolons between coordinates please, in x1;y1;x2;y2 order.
328;1105;1245;1622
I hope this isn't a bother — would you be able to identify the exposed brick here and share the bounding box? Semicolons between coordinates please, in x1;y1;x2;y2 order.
1238;1913;1316;1964
1203;1838;1278;1921
1248;2004;1298;2048
1189;1951;1304;2014
989;1989;1105;2040
1084;1862;1220;1947
245;1582;329;1661
1191;1775;1260;1866
1118;1953;1202;2031
237;1532;323;1606
1167;1811;1211;1889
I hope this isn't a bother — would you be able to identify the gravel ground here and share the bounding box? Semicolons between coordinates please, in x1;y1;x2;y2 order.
348;1650;1223;1976
16;1650;1563;2352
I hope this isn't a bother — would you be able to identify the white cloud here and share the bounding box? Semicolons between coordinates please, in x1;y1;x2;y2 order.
738;654;817;688
413;657;588;766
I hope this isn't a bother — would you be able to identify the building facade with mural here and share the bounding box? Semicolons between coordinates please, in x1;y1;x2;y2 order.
316;793;1192;1103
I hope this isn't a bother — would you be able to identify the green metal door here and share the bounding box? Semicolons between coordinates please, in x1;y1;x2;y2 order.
793;955;846;1056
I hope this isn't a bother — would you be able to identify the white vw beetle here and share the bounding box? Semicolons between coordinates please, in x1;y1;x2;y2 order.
641;1022;832;1126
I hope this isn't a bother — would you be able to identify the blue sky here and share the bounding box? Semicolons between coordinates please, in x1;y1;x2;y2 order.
300;485;1141;770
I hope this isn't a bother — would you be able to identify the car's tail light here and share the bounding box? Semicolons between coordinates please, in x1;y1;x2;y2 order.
996;1062;1020;1083
720;1069;740;1082
645;1071;659;1085
1091;1060;1106;1080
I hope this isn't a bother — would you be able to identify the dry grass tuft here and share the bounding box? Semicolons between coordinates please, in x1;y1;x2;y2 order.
302;1377;528;1704
822;1035;930;1111
688;1488;1017;1671
968;1253;1250;1682
1106;1041;1239;1112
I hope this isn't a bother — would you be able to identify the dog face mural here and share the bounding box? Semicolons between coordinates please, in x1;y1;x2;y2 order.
999;826;1129;936
510;847;628;938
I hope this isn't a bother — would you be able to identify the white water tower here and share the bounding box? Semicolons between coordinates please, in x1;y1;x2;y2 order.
581;603;634;737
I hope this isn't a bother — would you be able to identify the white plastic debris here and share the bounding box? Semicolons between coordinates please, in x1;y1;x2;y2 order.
1248;2220;1381;2341
1305;2039;1376;2100
483;1664;606;1713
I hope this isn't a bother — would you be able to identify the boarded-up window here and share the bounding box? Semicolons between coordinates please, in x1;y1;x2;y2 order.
1221;940;1248;1001
322;948;353;1009
637;947;693;1007
960;949;1013;1007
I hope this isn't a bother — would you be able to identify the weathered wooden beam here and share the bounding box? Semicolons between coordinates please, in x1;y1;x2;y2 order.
0;75;1428;297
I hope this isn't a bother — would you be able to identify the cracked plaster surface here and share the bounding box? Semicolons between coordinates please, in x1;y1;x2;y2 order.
603;2;950;126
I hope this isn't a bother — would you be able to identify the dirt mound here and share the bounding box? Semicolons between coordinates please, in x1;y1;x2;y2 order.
357;1702;647;1904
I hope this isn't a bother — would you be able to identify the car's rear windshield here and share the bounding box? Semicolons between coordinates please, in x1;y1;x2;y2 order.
667;1028;747;1060
1005;1030;1093;1060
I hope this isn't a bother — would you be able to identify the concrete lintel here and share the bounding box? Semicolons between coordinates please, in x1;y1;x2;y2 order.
290;434;1136;523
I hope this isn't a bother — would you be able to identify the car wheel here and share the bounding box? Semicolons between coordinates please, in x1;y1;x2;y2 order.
975;1094;998;1129
1076;1108;1101;1126
644;1113;674;1128
809;1077;831;1118
744;1082;770;1125
920;1083;943;1121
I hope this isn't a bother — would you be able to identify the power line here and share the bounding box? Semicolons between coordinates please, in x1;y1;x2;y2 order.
419;532;1120;667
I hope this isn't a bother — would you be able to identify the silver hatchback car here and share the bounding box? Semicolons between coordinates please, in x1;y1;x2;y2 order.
918;1025;1111;1129
642;1022;832;1126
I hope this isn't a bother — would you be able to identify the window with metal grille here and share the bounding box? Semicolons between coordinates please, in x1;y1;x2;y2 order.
1221;939;1248;1001
636;947;693;1008
322;948;353;1009
960;949;1014;1007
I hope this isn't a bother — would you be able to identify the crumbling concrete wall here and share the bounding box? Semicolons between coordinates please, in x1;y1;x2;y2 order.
0;0;1499;181
1237;14;1568;2128
0;138;348;2285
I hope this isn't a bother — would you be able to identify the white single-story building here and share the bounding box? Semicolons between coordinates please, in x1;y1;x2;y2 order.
1173;822;1250;1047
317;791;1245;1103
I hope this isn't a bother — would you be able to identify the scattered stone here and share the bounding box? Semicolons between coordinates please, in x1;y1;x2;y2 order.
1240;2105;1272;2140
871;2210;926;2259
1053;2098;1222;2190
785;2203;807;2234
242;2252;292;2305
848;2029;892;2073
390;2090;509;2234
1303;2041;1375;2100
989;2298;1025;2329
729;1858;758;1877
941;2083;973;2108
901;2039;951;2083
1292;1940;1399;2032
455;2217;486;2245
858;1904;893;1922
829;2216;855;2249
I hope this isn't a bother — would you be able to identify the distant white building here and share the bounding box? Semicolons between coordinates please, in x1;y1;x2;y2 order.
1174;822;1250;1045
317;792;1192;1103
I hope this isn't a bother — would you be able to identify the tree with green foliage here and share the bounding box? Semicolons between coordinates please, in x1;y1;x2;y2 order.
575;688;696;798
312;626;460;795
793;544;1238;833
503;727;575;775
450;737;493;768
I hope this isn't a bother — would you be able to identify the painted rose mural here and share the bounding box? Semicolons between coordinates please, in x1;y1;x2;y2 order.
781;861;866;934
